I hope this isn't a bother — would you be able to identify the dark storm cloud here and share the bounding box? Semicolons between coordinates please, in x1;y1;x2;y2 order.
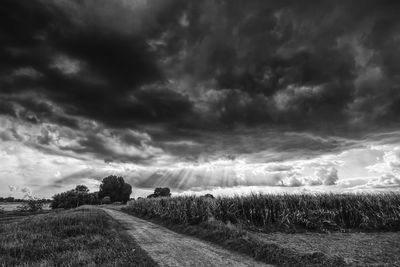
152;128;359;164
0;0;194;129
0;100;16;117
3;95;79;128
1;0;400;139
152;0;400;129
40;126;160;163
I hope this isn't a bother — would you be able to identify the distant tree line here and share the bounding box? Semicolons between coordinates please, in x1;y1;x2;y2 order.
49;181;176;209
147;187;171;198
0;197;51;203
50;175;132;209
50;185;100;209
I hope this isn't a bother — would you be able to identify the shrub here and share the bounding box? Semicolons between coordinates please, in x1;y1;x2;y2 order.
102;196;111;204
17;198;45;212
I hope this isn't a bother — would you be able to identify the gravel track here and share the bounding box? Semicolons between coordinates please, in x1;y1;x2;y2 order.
102;208;271;267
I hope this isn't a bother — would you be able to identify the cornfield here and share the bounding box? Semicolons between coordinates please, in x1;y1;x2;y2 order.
124;193;400;232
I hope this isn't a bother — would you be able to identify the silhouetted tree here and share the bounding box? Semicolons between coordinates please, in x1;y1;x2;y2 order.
147;187;171;198
50;185;100;209
98;176;132;203
75;185;89;193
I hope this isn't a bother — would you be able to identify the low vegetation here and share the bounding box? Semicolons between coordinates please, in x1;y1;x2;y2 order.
124;193;400;232
0;207;156;266
123;193;400;266
16;198;47;212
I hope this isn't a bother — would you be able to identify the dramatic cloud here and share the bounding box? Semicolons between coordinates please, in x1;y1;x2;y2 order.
1;0;400;197
315;167;339;185
2;0;400;130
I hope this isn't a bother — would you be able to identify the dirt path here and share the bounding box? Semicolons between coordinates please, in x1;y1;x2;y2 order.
102;208;271;267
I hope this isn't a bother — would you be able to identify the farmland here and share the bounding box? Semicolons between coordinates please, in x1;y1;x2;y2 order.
123;193;400;266
0;202;51;212
1;193;399;266
124;193;400;232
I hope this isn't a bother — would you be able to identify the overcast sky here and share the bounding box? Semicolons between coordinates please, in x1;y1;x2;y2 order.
1;0;400;198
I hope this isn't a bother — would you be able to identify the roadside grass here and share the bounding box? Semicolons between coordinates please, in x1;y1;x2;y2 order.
251;231;400;266
123;193;400;266
0;207;157;267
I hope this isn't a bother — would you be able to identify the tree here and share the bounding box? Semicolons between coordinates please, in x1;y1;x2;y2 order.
75;185;89;193
50;185;100;209
201;193;215;199
147;187;171;198
98;176;132;203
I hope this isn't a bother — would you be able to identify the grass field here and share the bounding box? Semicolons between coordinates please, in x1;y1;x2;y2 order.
0;207;157;267
123;193;400;266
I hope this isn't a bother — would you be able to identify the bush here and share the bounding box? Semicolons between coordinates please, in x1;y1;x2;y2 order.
50;185;100;209
17;199;45;212
102;196;111;204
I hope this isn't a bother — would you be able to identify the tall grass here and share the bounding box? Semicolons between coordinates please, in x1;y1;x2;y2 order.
124;193;400;232
0;207;156;266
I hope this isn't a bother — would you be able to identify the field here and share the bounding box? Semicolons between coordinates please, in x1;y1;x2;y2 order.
2;193;399;266
0;202;51;212
0;207;156;267
124;193;400;232
123;193;400;266
0;203;22;212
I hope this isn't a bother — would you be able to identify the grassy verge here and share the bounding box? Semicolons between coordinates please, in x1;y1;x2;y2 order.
122;208;346;267
0;207;157;267
251;231;400;266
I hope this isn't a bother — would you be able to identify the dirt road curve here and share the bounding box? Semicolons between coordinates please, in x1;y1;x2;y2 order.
102;208;271;267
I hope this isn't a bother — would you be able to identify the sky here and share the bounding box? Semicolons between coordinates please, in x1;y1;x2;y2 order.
1;0;400;198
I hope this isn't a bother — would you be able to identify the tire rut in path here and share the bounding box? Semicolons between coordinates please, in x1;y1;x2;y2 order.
102;208;272;267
